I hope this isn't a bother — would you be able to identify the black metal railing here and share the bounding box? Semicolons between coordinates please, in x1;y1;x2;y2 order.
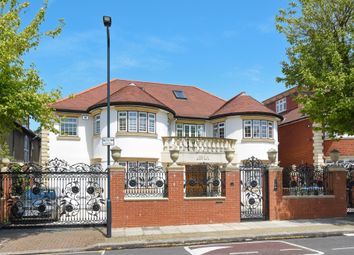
0;159;107;227
282;164;333;196
124;165;167;198
185;165;225;197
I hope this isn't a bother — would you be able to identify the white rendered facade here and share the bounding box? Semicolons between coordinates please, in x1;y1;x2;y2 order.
47;105;279;167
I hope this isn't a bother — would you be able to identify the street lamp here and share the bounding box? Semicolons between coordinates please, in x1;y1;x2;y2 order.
103;15;112;238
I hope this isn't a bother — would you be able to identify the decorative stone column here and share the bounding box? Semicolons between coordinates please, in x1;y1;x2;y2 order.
40;129;50;165
312;123;324;165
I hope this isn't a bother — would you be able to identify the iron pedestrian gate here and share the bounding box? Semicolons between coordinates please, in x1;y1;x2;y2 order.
240;157;269;220
0;159;107;227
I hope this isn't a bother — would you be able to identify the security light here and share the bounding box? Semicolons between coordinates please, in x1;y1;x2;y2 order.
103;16;112;27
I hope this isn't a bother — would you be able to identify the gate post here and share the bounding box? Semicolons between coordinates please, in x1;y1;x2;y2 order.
328;166;347;216
109;165;125;228
225;165;241;222
268;166;283;220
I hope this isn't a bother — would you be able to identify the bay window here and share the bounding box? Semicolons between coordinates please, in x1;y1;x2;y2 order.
243;119;273;139
117;111;156;134
176;123;205;137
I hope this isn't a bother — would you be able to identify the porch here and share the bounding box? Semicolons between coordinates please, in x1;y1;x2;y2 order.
161;136;236;164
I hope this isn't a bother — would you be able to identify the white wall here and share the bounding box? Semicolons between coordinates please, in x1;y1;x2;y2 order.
48;114;93;165
225;116;279;163
48;108;279;166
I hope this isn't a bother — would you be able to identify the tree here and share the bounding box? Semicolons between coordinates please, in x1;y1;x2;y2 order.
0;0;63;156
276;0;353;136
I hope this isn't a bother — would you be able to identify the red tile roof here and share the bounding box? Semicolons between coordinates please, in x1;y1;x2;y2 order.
211;92;281;119
52;78;281;119
280;107;307;125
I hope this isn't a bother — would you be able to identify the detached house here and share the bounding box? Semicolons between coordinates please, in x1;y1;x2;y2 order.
42;79;282;169
263;88;354;167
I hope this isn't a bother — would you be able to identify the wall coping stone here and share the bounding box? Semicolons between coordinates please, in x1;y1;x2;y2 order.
167;165;185;172
327;166;348;172
109;165;126;172
269;166;283;172
124;197;169;201
184;196;226;200
283;195;335;199
225;165;239;172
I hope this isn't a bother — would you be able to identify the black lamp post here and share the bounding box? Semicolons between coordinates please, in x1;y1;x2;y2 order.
103;15;112;238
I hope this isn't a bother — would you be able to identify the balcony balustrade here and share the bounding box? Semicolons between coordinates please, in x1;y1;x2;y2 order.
161;137;236;164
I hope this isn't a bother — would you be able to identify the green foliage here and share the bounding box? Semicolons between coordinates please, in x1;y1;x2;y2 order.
0;0;64;156
276;0;354;136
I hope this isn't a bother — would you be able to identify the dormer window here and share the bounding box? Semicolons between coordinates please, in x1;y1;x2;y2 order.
173;90;187;99
276;98;287;113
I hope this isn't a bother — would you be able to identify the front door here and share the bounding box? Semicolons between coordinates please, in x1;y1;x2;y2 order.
240;157;269;220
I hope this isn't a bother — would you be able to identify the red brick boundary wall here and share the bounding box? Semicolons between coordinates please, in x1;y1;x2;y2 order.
110;165;240;228
269;166;347;220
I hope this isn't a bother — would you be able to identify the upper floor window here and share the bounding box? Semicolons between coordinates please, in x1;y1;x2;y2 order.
94;115;100;135
243;120;273;139
176;123;205;137
213;122;225;138
60;117;78;136
276;98;287;113
118;111;156;133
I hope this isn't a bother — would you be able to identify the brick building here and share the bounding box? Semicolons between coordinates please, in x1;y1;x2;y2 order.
263;88;354;167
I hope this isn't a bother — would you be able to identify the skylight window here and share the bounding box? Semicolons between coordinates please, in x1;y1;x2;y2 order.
173;90;187;99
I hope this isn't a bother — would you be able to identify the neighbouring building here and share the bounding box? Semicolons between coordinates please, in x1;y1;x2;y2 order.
5;122;41;163
263;88;354;167
42;78;282;169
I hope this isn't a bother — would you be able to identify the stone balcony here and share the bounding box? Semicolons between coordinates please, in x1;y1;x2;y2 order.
161;137;236;164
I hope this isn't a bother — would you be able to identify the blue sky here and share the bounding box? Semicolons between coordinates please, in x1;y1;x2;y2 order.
24;0;289;103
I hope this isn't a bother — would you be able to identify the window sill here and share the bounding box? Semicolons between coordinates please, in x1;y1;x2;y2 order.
241;138;275;143
184;196;226;200
116;132;157;138
57;136;80;141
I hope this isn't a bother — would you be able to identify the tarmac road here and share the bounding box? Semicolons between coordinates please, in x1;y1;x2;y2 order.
43;235;354;255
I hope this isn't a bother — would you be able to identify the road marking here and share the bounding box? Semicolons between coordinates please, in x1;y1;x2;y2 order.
101;250;106;255
332;246;354;250
280;241;324;255
184;246;232;255
229;252;259;255
344;233;354;236
280;248;302;251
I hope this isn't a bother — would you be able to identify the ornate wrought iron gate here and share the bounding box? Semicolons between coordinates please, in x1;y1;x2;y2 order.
0;159;107;227
240;157;269;220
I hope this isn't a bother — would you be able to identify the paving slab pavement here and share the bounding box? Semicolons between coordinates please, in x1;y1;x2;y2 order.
1;217;354;254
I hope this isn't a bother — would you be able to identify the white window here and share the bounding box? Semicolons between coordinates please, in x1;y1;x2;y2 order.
128;112;138;132
148;113;156;133
276;98;287;113
60;117;78;136
213;122;225;138
176;123;183;137
118;112;127;132
138;112;147;132
244;120;252;138
243;120;274;139
94;115;100;135
253;120;261;138
24;135;30;162
196;125;205;137
268;121;273;138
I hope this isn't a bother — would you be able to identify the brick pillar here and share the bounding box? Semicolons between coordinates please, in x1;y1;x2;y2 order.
225;165;241;222
167;165;185;224
328;166;347;217
109;165;125;228
268;166;283;220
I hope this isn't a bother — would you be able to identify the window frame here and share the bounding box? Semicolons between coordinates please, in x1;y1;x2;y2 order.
213;122;225;138
148;113;156;133
24;135;30;163
60;117;78;136
276;98;287;113
243;119;274;139
138;112;148;133
118;112;127;132
94;114;101;135
128;111;138;132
